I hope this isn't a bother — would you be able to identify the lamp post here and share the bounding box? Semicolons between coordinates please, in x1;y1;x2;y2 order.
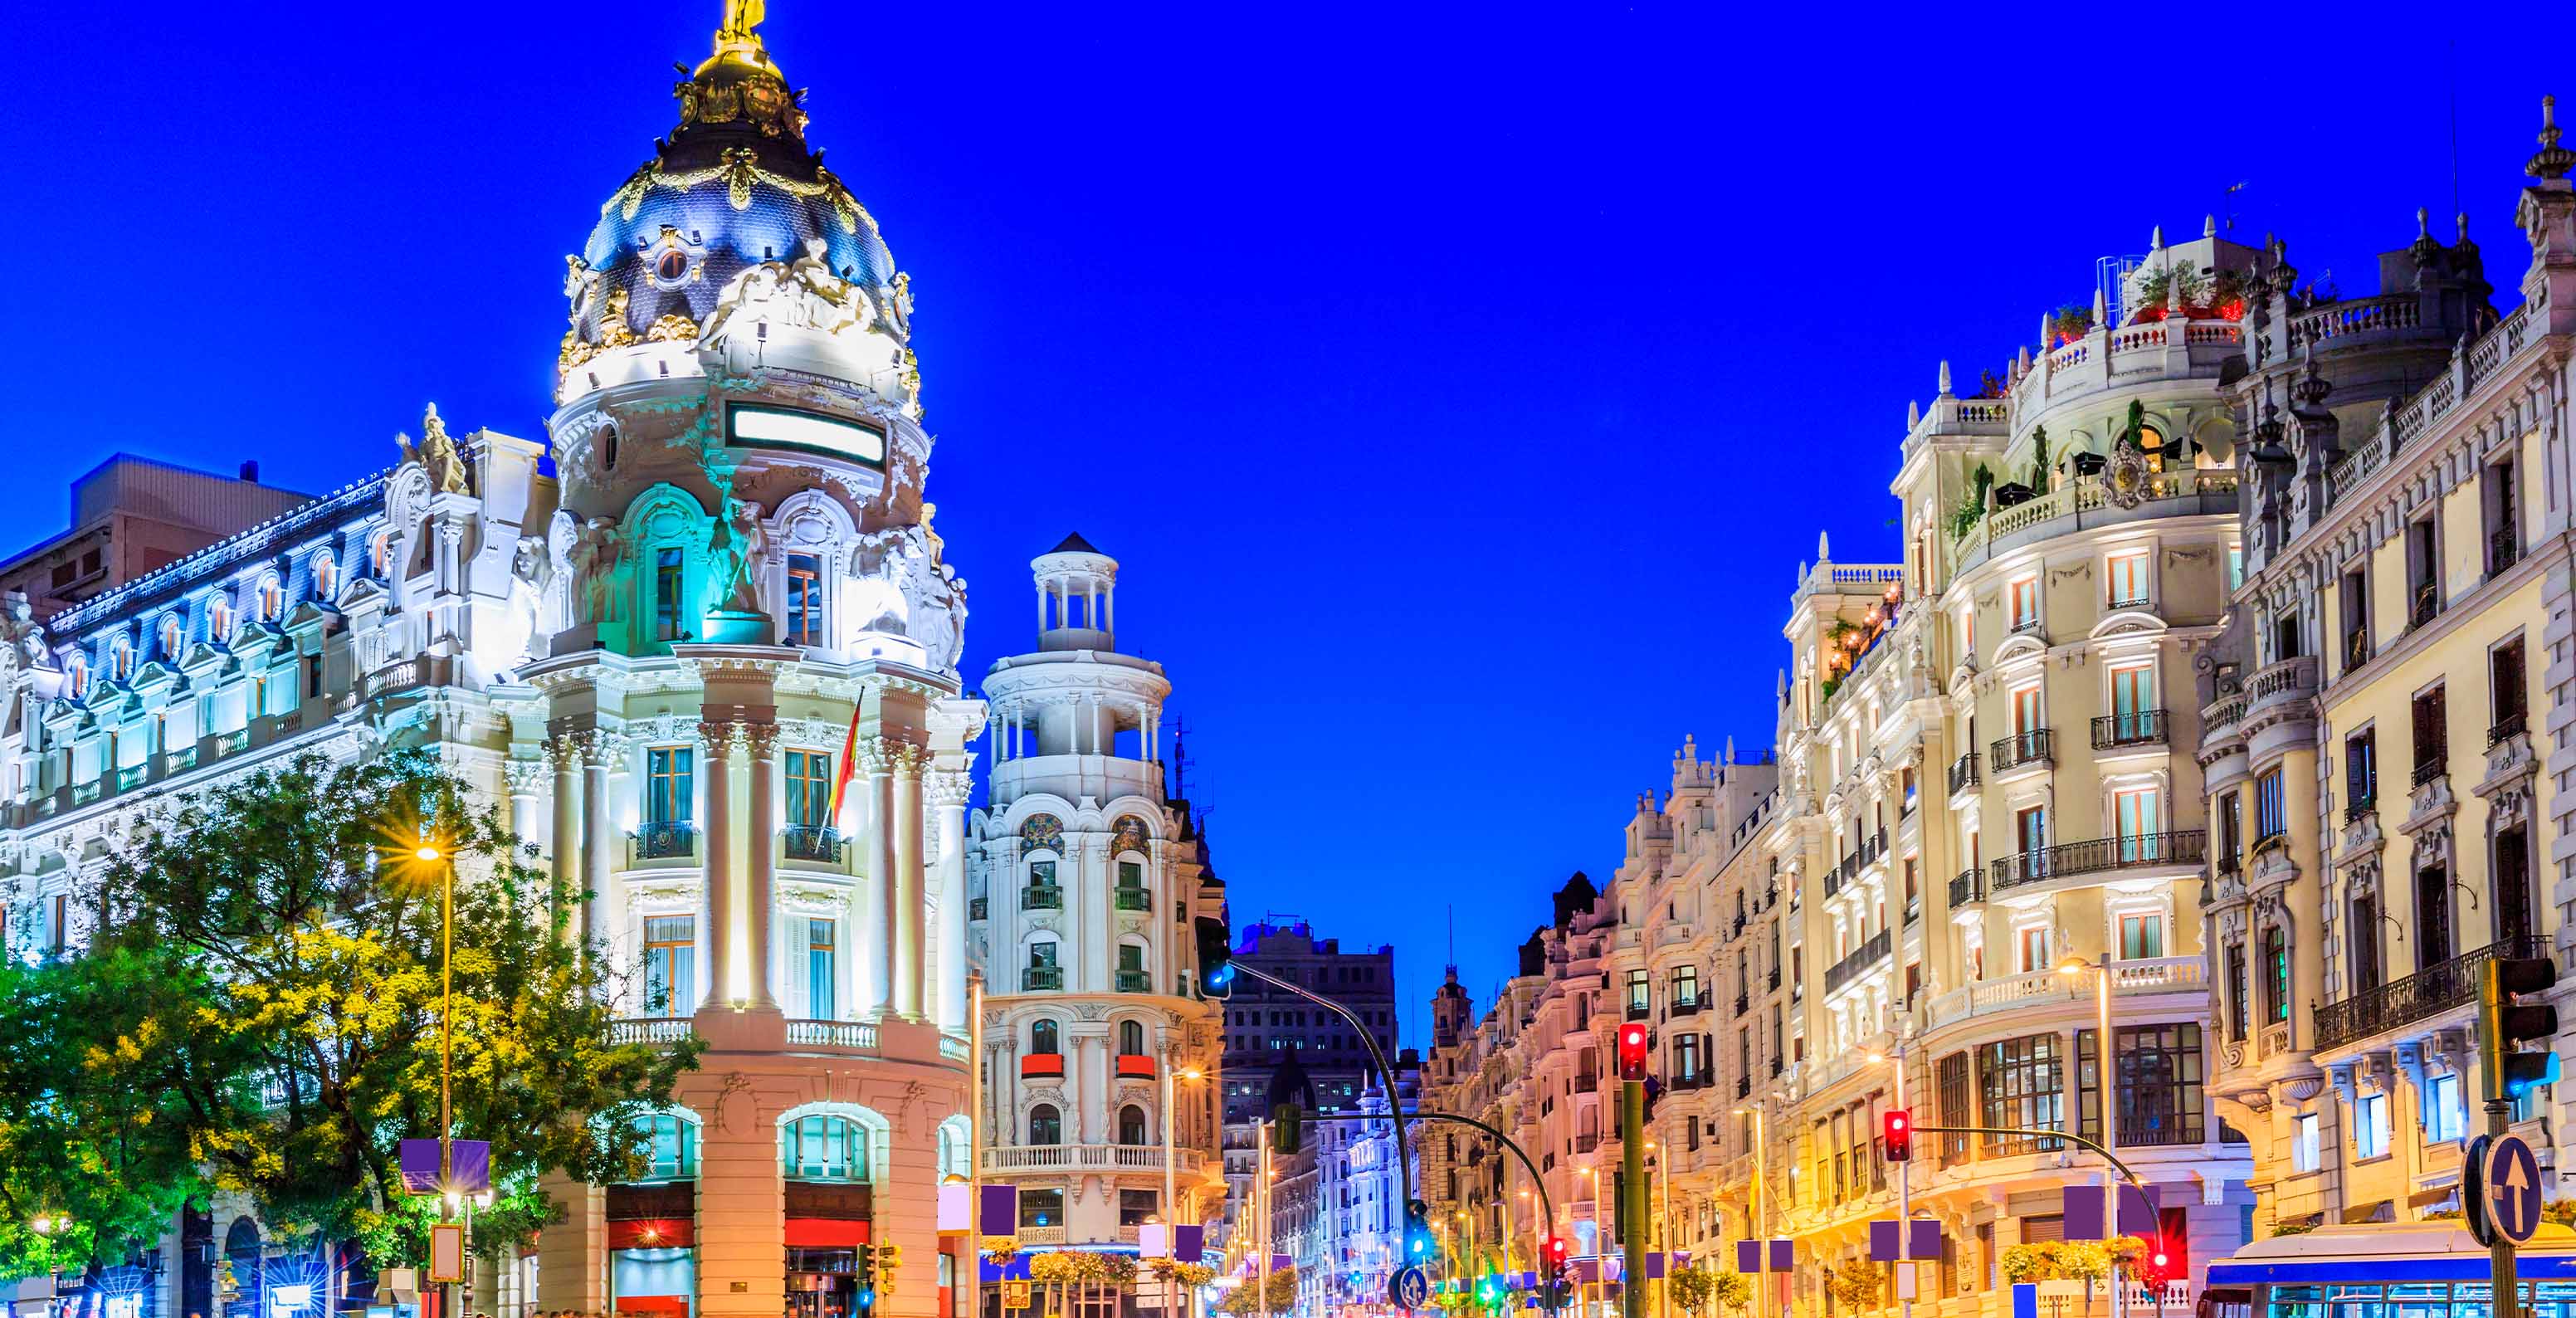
2060;957;2119;1318
968;974;983;1318
1731;1104;1768;1318
416;839;458;1318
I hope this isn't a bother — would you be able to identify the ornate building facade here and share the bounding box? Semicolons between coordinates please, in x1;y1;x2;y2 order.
2199;105;2576;1233
965;537;1229;1252
0;11;1086;1318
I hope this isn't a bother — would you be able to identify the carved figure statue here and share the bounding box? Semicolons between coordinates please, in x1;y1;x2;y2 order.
598;287;637;349
569;519;626;623
785;237;868;334
0;592;42;679
703;498;768;615
397;403;471;495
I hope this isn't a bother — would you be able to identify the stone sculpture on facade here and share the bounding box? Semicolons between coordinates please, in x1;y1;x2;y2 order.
398;403;471;496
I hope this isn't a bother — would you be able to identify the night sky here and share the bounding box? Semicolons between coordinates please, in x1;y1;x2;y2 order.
4;1;2545;1045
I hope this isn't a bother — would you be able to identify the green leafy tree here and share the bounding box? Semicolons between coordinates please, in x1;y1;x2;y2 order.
1217;1267;1298;1316
13;749;699;1272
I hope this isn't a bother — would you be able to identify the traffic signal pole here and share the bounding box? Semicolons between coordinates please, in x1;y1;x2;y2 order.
1894;1045;1911;1318
2482;960;2519;1318
1622;1078;1647;1318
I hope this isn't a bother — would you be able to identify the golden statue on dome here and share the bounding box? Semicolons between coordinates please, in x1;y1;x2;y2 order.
718;0;766;44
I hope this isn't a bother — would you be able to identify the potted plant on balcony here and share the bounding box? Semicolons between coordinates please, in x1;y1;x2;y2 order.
1951;464;1995;541
2048;304;2095;347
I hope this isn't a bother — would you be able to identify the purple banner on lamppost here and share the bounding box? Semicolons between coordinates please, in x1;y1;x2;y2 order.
396;1139;490;1194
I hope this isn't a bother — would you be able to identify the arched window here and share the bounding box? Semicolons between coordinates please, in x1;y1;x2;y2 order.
1119;1019;1145;1057
936;1115;973;1180
108;639;131;682
369;530;394;578
63;654;85;698
1028;1103;1061;1145
1030;1018;1060;1056
1118;1104;1149;1146
313;553;338;603
2138;424;2165;473
782;1114;868;1181
256;576;283;622
634;1112;696;1180
600;425;620;472
210;600;233;643
158;616;183;660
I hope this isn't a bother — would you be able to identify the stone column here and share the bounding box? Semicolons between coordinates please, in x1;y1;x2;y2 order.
864;738;898;1017
534;1172;605;1313
505;757;544;848
895;743;929;1021
745;724;781;1012
578;731;619;964
931;765;974;1032
547;734;583;944
700;720;738;1010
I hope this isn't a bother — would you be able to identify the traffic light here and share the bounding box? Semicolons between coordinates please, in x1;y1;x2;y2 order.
2490;954;2562;1098
2147;1237;2171;1279
1475;1274;1501;1307
856;1243;880;1311
876;1243;903;1296
1544;1272;1573;1314
1617;1023;1649;1081
1403;1200;1436;1263
1881;1108;1912;1162
1544;1236;1570;1267
1196;917;1236;998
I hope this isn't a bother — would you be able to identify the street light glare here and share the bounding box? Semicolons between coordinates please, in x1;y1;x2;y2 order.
415;844;442;862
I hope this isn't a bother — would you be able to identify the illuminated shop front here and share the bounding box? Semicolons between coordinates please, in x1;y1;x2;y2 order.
610;1115;700;1318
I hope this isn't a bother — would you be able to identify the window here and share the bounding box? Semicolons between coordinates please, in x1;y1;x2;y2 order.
2012;685;2041;735
47;894;67;957
1020;1189;1063;1228
2106;550;2149;607
313;554;338;603
370;530;394;578
2077;1023;2203;1145
2108;665;2154;741
2119;913;2164;960
2254;769;2286;843
785;749;831;827
2427;1073;2466;1142
1977;1033;2063;1155
2113;788;2160;861
2407;515;2442;625
2350;893;2381;993
642;915;695;1015
1030;1018;1060;1055
1028;1103;1062;1145
1119;1188;1159;1228
2415;866;2453;969
785;553;824;647
636;1112;696;1179
2262;927;2289;1023
158;616;183;658
2491;636;2529;740
2016;925;2048;974
2291;1112;2320;1172
1120;1019;1145;1055
1673;1032;1704;1081
646;748;694;823
2217;789;2242;867
783;1115;868;1180
1671;964;1700;1008
2340;567;2371;670
209;601;232;643
304;653;324;699
2345;729;2377;813
256;577;283;622
1936;1052;1973;1167
2412;685;2448;783
804;919;836;1019
1625;968;1650;1017
2226;943;2249;1042
1118;1104;1149;1145
653;547;685;642
2354;1092;2389;1159
2227;544;2243;593
2008;576;2039;630
63;654;85;698
2014;804;2047;858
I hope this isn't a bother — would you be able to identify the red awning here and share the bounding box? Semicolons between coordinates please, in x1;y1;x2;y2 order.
608;1218;695;1250
615;1299;688;1315
785;1219;872;1248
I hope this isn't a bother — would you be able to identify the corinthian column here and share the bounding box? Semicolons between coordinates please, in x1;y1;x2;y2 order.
546;734;582;944
699;720;739;1011
576;730;620;964
929;766;974;1032
894;743;929;1022
860;737;897;1018
744;724;781;1012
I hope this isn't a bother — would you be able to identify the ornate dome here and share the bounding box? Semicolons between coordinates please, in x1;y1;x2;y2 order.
559;3;905;374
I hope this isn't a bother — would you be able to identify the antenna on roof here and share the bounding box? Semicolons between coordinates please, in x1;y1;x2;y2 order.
1167;716;1193;799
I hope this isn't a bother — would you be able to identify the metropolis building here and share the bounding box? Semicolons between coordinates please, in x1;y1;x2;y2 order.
0;11;1244;1318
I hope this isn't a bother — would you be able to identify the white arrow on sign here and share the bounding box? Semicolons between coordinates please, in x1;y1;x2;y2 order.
2496;1149;2532;1236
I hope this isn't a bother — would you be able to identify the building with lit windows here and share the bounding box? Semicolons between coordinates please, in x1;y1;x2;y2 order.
2199;106;2576;1233
965;536;1229;1253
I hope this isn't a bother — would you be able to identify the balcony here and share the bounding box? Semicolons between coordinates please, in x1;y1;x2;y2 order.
1990;729;2053;774
783;825;845;863
2412;756;2447;788
1946;867;1983;908
784;1019;879;1052
1116;969;1151;993
632;821;696;862
1116;1052;1157;1079
1021;1052;1066;1076
1949;752;1980;794
2313;936;2550;1052
1954;467;2241;574
1625;1001;1651;1022
969;896;988;920
1022;965;1064;992
1023;883;1064;910
1733;993;1750;1018
979;1144;1207;1177
1671;992;1706;1018
1992;831;2205;890
1823;927;1893;994
2491;710;2529;748
1575;1133;1601;1154
1923;956;2205;1033
1735;1076;1752;1100
2408;582;2441;631
2491;528;2522;577
1113;886;1151;912
609;1018;696;1046
2344;794;2377;824
2091;710;2169;750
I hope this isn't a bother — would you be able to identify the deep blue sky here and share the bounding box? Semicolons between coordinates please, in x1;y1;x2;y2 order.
3;1;2546;1045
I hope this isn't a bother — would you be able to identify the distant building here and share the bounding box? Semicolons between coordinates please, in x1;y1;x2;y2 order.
1216;920;1398;1252
1301;1057;1422;1318
0;455;311;618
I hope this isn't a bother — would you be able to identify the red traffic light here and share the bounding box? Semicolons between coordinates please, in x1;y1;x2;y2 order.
1545;1236;1570;1264
1617;1024;1649;1081
1881;1107;1913;1161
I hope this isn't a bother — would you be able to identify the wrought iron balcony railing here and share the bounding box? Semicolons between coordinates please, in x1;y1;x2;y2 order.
635;820;696;860
1022;965;1065;992
1950;869;1984;906
2313;935;2549;1051
1990;729;2053;774
1114;886;1152;911
1949;752;1980;794
2491;711;2528;747
2491;528;2521;577
782;824;844;862
1024;883;1064;910
2091;710;2169;749
1990;830;2207;891
1823;927;1893;993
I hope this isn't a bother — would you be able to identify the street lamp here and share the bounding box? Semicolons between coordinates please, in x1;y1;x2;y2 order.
1732;1104;1769;1318
2060;956;2120;1318
416;837;461;1318
1164;1065;1207;1233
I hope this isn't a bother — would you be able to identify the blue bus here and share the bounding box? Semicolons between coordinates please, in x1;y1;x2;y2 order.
2201;1223;2576;1318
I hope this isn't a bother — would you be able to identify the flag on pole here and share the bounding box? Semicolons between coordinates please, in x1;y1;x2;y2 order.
826;699;864;821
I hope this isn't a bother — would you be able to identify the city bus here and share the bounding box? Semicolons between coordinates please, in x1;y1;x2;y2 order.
2200;1222;2576;1318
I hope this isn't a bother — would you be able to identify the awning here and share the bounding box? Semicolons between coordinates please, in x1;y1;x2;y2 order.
785;1219;872;1248
615;1298;688;1315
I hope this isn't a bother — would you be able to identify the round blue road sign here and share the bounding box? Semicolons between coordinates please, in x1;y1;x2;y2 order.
2479;1134;2545;1246
1389;1266;1431;1311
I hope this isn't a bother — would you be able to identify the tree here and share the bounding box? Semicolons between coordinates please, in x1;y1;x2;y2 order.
8;749;700;1272
1217;1267;1298;1316
1824;1260;1884;1314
